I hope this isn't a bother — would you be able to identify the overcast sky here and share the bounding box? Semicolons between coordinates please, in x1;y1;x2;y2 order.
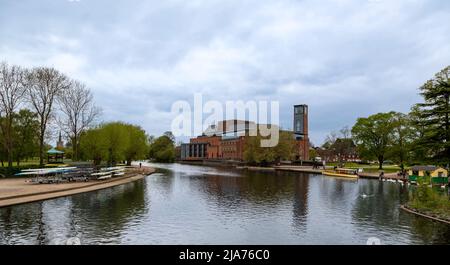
1;0;450;145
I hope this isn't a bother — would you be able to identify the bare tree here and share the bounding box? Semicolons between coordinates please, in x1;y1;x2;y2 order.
0;62;27;167
27;67;69;166
323;131;338;148
322;126;356;166
58;80;100;161
340;126;351;139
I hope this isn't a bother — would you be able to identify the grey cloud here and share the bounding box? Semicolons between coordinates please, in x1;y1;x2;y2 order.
1;0;450;145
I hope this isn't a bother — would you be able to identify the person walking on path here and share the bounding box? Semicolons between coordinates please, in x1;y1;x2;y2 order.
379;171;384;181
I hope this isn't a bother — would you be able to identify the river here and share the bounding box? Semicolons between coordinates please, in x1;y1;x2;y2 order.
0;162;449;245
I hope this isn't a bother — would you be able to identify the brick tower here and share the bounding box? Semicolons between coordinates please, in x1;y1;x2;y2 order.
293;105;309;161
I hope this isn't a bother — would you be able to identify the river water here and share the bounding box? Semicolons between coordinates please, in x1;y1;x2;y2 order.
0;162;449;245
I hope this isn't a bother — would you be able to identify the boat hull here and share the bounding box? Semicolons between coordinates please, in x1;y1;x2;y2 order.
322;171;358;179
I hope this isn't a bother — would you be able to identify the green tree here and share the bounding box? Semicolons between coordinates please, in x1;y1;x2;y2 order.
0;123;7;167
101;122;129;166
413;66;450;167
13;109;39;166
79;127;106;166
351;112;397;169
274;131;297;162
0;62;27;167
309;148;318;161
244;134;274;165
243;130;296;166
80;122;150;166
148;134;175;162
163;131;175;142
388;112;414;171
124;124;148;166
409;105;431;164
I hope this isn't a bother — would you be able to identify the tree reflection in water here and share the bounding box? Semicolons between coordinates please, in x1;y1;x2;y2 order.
351;180;450;244
68;180;148;244
0;179;148;244
1;163;449;245
292;174;309;232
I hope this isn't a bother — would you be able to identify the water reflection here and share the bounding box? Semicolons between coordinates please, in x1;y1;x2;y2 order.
69;180;147;244
0;179;147;244
292;174;309;232
409;218;450;244
0;163;449;245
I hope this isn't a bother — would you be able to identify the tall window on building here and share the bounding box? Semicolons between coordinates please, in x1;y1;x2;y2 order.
296;120;302;132
294;105;307;135
295;106;304;114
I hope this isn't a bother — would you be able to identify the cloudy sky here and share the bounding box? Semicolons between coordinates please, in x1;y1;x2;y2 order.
1;0;450;145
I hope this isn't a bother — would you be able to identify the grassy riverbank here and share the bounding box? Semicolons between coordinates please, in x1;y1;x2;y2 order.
325;162;401;173
0;158;59;177
407;186;450;222
0;164;43;178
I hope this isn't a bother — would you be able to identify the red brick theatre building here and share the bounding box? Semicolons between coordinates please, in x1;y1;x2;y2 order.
179;105;309;162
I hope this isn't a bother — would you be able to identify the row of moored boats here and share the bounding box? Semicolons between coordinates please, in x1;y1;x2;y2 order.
15;166;127;184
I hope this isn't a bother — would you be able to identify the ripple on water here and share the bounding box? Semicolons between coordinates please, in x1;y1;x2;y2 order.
1;162;449;245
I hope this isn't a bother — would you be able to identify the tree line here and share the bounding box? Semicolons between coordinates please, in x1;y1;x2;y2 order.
0;62;100;167
243;130;296;165
319;66;450;170
147;131;176;162
79;122;149;166
1;61;177;168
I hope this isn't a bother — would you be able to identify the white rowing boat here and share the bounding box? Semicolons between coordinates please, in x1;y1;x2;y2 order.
100;166;125;172
16;167;78;176
91;171;114;176
97;174;112;180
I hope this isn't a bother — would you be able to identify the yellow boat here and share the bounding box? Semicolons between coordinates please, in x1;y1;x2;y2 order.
322;168;359;179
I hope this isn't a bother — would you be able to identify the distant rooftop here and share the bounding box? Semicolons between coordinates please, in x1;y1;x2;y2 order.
47;148;64;154
410;165;439;171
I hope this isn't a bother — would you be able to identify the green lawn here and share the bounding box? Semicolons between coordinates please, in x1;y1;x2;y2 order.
408;186;450;221
325;162;401;173
0;158;77;168
0;160;40;167
0;159;76;177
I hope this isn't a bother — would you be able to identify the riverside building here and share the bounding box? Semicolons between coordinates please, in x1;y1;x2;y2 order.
179;105;309;162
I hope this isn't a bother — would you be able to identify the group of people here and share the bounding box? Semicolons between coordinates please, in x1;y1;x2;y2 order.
312;161;326;170
378;170;408;182
397;170;408;179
